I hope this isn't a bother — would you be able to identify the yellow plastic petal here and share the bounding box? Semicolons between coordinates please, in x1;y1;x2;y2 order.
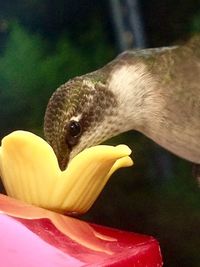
0;131;133;214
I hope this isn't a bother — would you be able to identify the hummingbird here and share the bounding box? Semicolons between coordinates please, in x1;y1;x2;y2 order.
44;36;200;178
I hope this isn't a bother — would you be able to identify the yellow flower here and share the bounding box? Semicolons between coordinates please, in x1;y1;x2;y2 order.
0;131;133;214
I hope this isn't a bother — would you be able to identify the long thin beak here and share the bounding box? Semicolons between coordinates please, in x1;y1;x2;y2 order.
58;153;70;171
54;147;70;171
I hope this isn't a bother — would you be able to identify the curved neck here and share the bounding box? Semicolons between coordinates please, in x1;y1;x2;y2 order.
106;55;200;163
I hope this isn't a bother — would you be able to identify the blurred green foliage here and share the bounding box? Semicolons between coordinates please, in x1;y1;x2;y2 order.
0;21;114;137
191;12;200;33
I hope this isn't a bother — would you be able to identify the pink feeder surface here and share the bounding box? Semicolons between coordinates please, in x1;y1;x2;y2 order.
0;194;163;267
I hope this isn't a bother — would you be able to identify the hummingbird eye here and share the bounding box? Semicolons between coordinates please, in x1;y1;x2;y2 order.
65;120;82;148
68;120;82;138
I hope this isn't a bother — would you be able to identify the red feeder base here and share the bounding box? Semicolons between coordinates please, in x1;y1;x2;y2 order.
0;194;163;267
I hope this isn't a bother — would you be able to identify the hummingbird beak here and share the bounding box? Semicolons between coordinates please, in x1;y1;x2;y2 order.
54;145;71;171
58;153;70;171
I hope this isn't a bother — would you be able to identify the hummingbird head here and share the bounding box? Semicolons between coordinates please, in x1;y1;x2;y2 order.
44;59;162;170
44;73;122;170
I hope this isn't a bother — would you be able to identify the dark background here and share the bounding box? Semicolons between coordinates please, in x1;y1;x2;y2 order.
0;1;200;266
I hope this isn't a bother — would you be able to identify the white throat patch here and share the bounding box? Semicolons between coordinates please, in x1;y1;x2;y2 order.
107;63;157;130
108;63;154;100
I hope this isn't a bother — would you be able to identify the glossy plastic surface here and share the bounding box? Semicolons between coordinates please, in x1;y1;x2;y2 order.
0;194;163;267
